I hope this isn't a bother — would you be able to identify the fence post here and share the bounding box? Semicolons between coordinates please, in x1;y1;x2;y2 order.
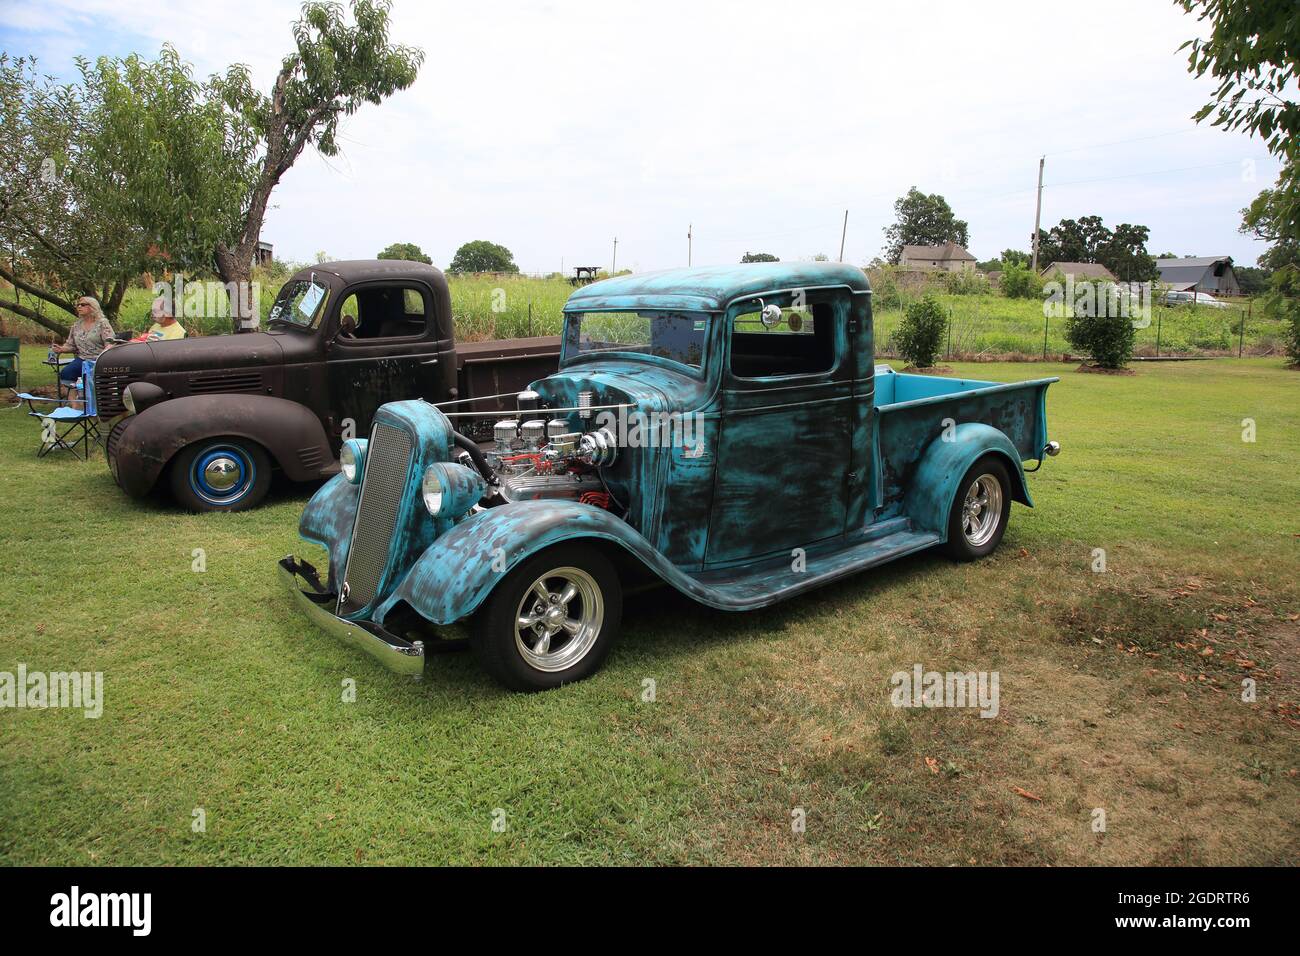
1042;311;1049;360
947;308;952;360
1239;309;1245;358
1155;309;1162;358
528;299;533;338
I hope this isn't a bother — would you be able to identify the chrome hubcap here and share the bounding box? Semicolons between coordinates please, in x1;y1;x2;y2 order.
514;567;604;673
961;473;1003;547
203;456;241;492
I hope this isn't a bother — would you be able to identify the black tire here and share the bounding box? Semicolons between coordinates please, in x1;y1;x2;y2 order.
472;543;622;692
169;437;272;513
942;455;1013;561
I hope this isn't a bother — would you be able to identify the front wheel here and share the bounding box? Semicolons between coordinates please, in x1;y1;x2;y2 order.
169;438;272;513
942;455;1012;561
472;544;622;691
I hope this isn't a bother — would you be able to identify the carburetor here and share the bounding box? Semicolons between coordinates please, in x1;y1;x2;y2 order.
487;390;620;504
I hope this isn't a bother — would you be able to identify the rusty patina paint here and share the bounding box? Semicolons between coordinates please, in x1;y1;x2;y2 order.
290;262;1059;641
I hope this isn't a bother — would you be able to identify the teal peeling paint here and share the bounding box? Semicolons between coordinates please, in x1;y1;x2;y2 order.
290;263;1058;648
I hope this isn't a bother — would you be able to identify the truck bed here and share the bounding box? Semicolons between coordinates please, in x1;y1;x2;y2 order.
873;364;1057;511
455;335;563;415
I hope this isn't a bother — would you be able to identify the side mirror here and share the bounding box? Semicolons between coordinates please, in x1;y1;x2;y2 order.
759;301;783;329
339;314;357;338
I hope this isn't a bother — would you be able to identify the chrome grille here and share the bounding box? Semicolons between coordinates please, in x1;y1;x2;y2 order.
339;423;413;612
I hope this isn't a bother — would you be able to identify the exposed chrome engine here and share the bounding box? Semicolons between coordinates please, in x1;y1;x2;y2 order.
472;392;622;506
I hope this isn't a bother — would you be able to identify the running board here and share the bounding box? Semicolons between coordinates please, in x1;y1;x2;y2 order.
686;523;942;609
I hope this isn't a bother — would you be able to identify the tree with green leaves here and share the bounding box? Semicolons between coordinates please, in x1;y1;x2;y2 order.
1240;186;1299;272
741;251;779;263
882;188;969;264
1179;0;1298;242
1179;1;1297;361
0;50;257;336
1033;216;1158;281
211;0;423;321
377;242;432;264
448;240;519;274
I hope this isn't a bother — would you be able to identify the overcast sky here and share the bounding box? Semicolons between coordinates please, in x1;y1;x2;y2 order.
1;0;1283;273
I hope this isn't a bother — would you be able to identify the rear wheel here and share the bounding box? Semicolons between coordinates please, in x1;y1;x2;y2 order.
169;438;272;513
472;544;622;691
942;455;1012;561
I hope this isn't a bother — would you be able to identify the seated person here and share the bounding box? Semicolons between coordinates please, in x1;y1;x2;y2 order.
53;296;116;405
130;298;187;342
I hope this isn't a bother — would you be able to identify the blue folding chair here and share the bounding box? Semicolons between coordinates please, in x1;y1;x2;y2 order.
26;358;101;459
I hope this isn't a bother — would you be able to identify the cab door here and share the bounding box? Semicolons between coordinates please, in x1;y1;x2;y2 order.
325;281;452;441
704;293;852;566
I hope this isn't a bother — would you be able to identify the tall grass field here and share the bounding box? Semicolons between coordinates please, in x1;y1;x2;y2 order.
2;269;1287;358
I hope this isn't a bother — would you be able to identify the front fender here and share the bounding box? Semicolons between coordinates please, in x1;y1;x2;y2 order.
905;423;1032;539
299;473;361;589
110;394;334;497
374;500;681;627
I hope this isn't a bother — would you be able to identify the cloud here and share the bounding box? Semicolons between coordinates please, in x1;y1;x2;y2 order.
0;0;1281;270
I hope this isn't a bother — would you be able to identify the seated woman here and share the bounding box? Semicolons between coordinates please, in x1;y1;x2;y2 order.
130;298;187;343
52;296;116;405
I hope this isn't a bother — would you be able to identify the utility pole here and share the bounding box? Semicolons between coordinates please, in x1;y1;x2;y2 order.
1030;155;1045;273
611;237;617;275
687;223;693;267
838;209;849;263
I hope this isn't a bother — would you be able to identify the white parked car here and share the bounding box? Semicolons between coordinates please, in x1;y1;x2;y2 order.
1161;290;1232;309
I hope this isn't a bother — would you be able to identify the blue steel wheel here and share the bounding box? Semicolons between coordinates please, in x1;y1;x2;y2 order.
169;438;272;513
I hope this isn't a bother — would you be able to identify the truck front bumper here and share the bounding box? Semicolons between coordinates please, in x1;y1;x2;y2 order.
278;555;426;677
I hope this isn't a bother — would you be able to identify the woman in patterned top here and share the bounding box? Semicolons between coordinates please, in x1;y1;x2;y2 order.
53;296;116;395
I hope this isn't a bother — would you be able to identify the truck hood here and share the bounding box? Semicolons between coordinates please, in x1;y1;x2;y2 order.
142;331;286;373
534;360;711;416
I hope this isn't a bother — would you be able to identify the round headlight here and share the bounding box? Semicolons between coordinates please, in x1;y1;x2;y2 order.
422;462;486;519
121;381;165;416
340;438;367;484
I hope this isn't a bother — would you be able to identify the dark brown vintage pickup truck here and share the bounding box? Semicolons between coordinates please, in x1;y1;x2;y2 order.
99;260;560;511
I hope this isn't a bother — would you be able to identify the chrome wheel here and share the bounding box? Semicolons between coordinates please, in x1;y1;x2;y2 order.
514;567;604;673
960;473;1003;548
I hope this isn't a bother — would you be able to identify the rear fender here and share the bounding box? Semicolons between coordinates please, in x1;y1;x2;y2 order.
905;423;1031;539
111;394;334;497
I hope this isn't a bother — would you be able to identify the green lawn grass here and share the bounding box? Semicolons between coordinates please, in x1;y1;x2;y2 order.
0;351;1296;864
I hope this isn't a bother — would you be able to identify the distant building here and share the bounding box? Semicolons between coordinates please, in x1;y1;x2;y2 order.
899;242;976;272
256;241;274;266
1154;256;1240;296
1039;261;1117;281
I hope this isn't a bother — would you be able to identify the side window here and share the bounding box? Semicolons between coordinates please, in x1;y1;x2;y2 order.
337;285;428;341
730;300;835;378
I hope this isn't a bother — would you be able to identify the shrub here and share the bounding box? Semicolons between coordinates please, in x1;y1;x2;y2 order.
1000;260;1043;299
941;268;991;296
895;294;947;368
1263;265;1300;365
865;264;902;310
1065;308;1135;369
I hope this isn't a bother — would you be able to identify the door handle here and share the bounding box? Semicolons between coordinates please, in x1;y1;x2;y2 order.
421;358;439;365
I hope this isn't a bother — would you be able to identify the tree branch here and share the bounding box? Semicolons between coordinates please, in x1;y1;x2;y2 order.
0;260;77;315
0;295;69;337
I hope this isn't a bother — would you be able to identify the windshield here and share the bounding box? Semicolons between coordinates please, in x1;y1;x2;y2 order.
268;278;330;329
564;310;708;372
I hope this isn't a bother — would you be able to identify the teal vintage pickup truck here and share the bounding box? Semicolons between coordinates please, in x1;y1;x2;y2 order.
281;262;1060;690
